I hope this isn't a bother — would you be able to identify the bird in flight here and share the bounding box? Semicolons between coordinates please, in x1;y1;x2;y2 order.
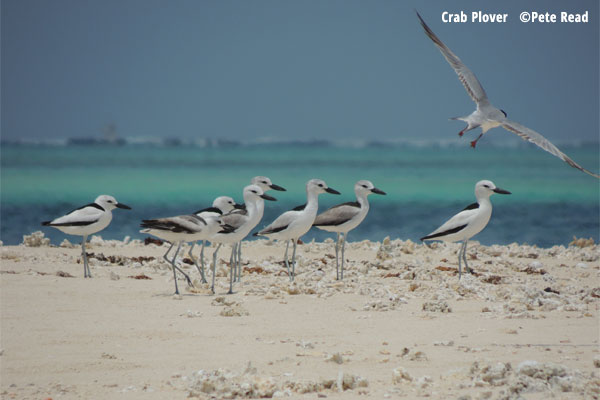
416;11;599;179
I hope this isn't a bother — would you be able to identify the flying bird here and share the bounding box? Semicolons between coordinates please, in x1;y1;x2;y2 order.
416;11;599;179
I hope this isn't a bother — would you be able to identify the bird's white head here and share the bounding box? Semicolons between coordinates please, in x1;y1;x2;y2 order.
212;196;237;213
306;179;340;195
243;184;277;203
204;215;227;234
475;180;511;199
94;195;131;211
355;180;386;196
250;176;286;192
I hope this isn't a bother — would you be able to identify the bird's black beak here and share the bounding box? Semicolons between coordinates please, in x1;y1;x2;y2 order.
261;194;277;201
233;203;246;210
371;188;386;195
269;184;286;191
325;187;341;195
493;188;511;195
116;203;131;210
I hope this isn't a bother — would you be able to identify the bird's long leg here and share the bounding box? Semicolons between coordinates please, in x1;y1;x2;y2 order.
334;233;340;280
228;244;235;294
200;240;208;282
163;242;175;264
170;244;194;288
170;242;183;295
82;235;90;278
340;232;347;280
291;239;297;281
470;133;483;148
463;240;473;274
211;243;222;294
236;241;242;282
188;242;207;284
457;241;464;280
283;240;291;281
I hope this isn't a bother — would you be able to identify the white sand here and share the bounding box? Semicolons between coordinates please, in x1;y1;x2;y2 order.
1;233;599;399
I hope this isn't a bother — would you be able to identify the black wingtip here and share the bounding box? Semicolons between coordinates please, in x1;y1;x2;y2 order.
252;232;259;237
41;221;52;226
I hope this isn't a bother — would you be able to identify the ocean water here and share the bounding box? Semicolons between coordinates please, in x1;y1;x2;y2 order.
1;141;598;247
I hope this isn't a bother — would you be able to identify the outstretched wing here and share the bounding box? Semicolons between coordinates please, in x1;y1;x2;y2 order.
501;119;600;178
416;11;489;106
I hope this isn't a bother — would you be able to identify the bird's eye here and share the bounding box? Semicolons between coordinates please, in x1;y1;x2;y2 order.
252;190;257;194
262;181;267;184
484;185;490;189
362;185;368;188
318;184;323;187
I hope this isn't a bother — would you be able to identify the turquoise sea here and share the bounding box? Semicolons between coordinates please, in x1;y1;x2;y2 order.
1;141;598;247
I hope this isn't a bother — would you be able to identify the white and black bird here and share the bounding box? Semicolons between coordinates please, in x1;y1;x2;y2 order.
42;195;131;278
140;214;226;295
191;196;241;283
313;180;386;280
254;179;340;281
416;12;599;179
210;185;276;294
420;180;511;278
230;176;287;281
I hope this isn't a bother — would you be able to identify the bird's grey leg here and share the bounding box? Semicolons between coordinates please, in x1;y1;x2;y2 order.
237;241;242;282
82;235;90;278
230;242;238;282
334;233;340;280
200;240;206;275
163;242;175;265
463;240;473;274
457;242;464;280
283;240;291;281
188;242;207;284
170;242;194;287
291;239;297;281
211;243;222;294
341;232;347;280
170;242;183;295
228;244;235;294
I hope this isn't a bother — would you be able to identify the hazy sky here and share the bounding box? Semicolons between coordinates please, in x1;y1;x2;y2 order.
2;0;598;143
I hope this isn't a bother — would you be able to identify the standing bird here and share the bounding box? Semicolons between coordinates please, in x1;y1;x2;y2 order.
140;214;226;295
313;180;386;280
416;12;599;179
420;180;511;278
210;185;276;294
41;195;131;278
231;176;287;281
192;196;240;283
254;179;340;281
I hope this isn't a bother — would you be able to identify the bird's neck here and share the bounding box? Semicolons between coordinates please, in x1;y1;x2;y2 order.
305;190;319;212
477;195;492;209
356;191;370;210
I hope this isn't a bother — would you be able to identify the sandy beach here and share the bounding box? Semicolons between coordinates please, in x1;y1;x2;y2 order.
1;232;598;399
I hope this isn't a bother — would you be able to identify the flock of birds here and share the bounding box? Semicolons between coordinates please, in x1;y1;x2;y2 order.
41;12;598;294
42;176;508;294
